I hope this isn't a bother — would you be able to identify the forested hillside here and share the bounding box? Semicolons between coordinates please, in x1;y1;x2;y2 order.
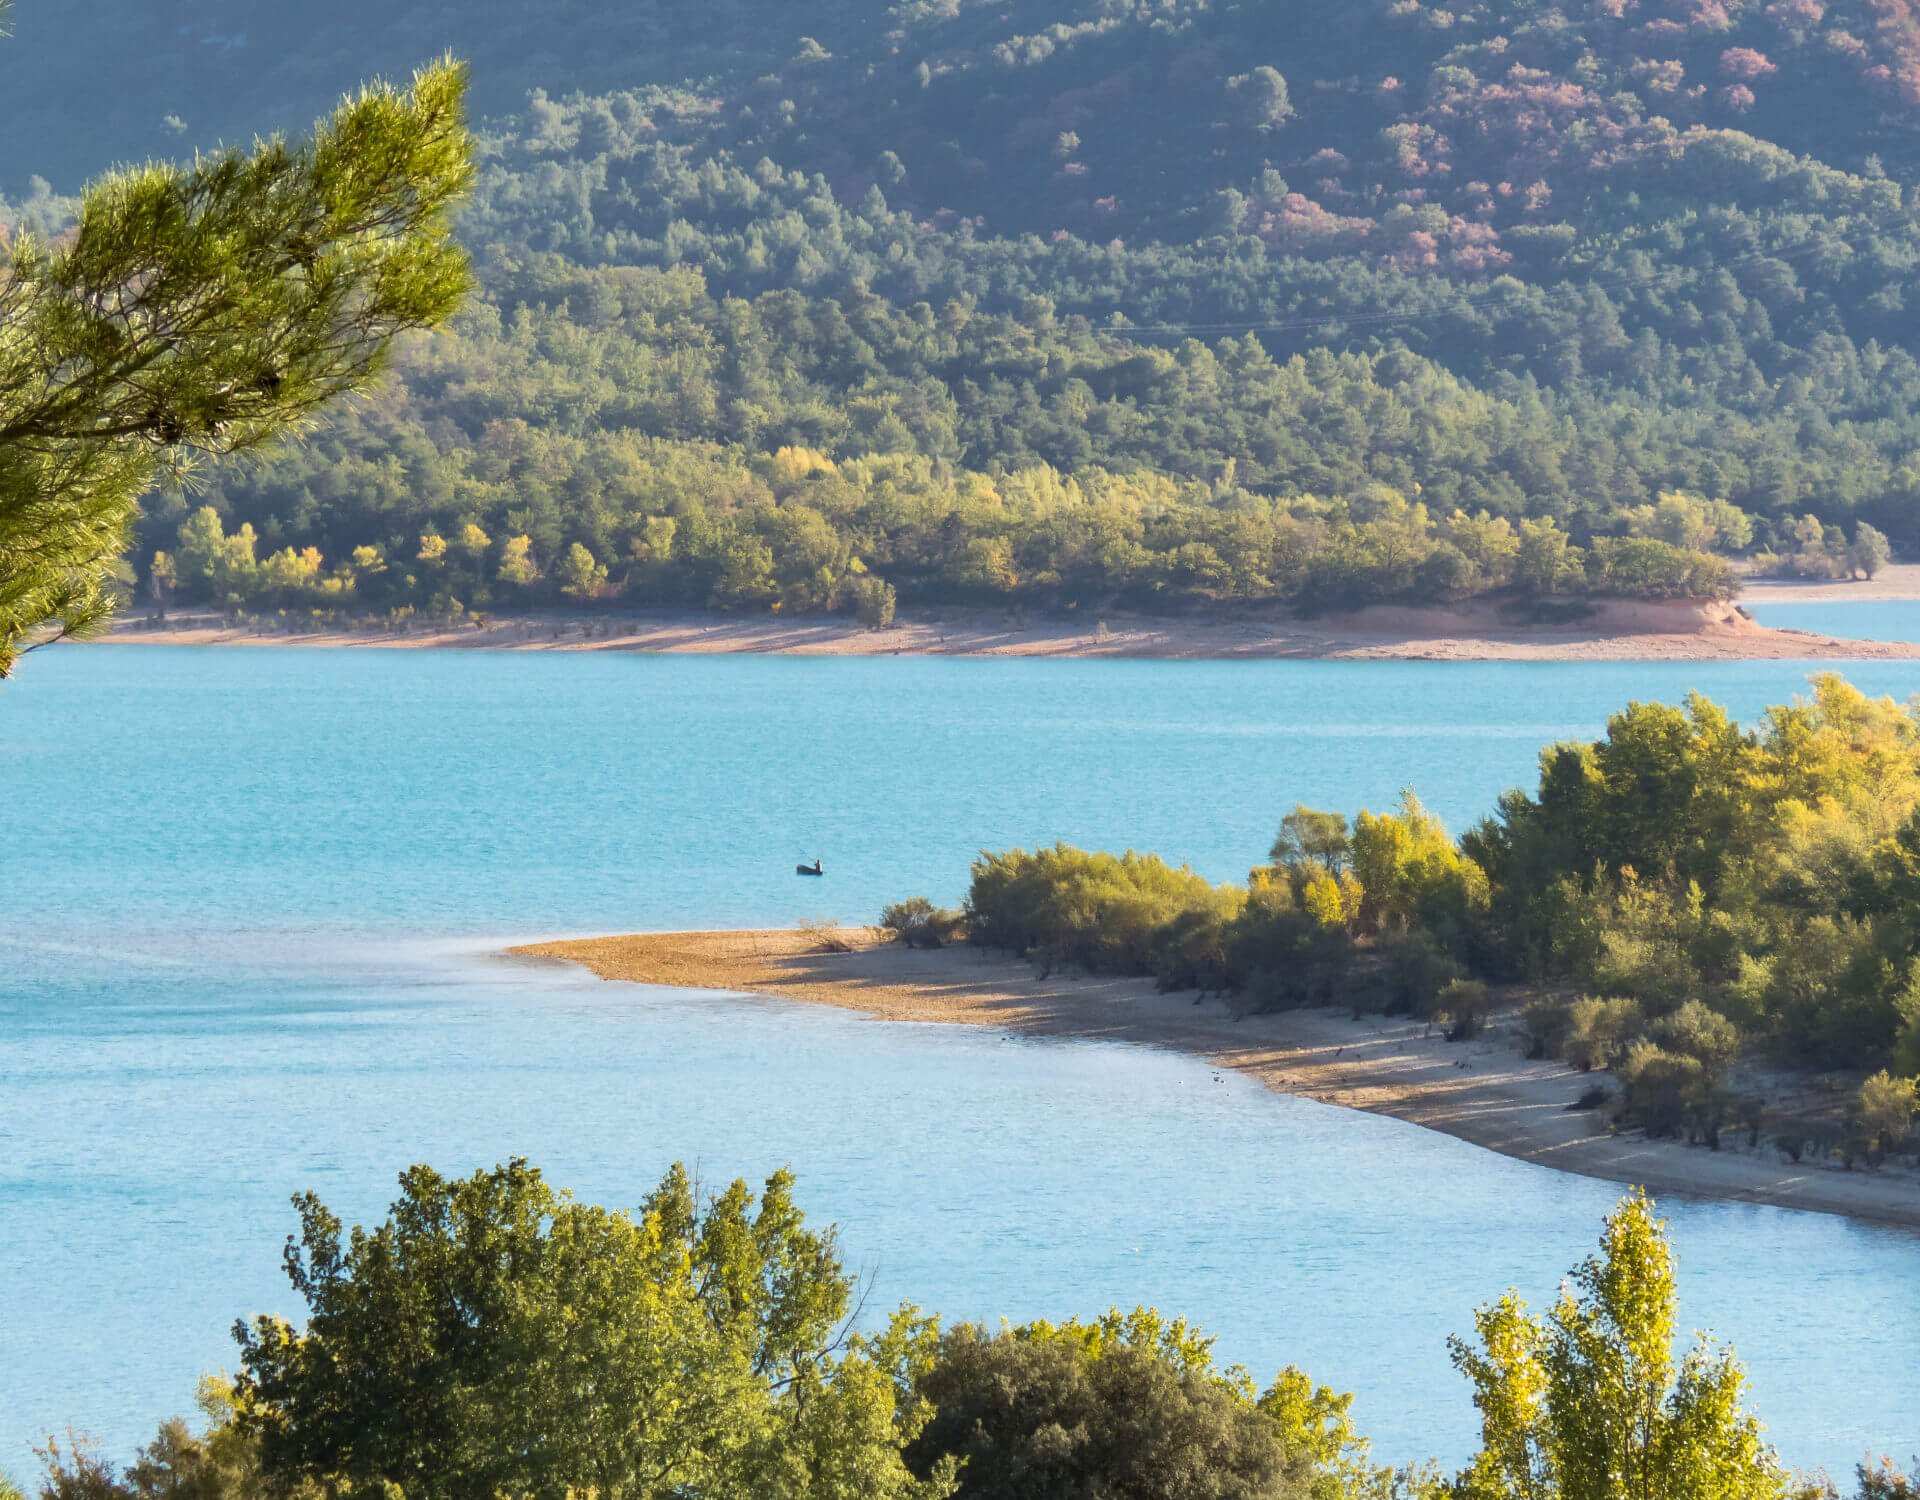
10;0;1920;618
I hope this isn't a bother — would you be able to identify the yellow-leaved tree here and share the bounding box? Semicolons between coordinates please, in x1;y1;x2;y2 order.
1449;1192;1788;1500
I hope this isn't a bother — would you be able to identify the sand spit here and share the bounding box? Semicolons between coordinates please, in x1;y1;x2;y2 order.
511;928;1920;1230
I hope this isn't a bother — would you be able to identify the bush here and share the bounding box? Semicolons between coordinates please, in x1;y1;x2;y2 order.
797;914;857;952
1437;978;1490;1040
847;573;897;629
880;897;962;948
963;844;1241;979
1523;998;1573;1059
906;1320;1314;1500
1148;890;1243;992
1587;926;1698;1014
1381;935;1464;1018
1651;999;1741;1076
1226;888;1352;1011
1564;997;1645;1072
1615;1040;1707;1140
1855;1458;1918;1498
1857;1070;1919;1152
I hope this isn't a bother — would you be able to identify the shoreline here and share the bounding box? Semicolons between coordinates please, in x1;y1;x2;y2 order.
1738;564;1920;602
510;928;1920;1231
96;596;1920;662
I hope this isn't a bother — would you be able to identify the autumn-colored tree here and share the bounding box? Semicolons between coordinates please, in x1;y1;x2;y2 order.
1450;1193;1788;1500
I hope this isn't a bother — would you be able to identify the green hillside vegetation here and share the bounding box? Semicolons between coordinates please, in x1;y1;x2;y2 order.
25;1161;1910;1500
923;676;1920;1157
11;0;1920;621
143;260;1752;619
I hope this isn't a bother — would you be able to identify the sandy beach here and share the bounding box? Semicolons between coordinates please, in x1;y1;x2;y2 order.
101;593;1920;662
511;928;1920;1229
1738;563;1920;602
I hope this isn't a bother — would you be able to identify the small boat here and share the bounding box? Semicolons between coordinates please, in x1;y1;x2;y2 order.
796;858;824;877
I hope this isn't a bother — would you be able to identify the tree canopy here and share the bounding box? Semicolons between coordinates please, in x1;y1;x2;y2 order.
1450;1193;1787;1500
943;675;1920;1120
0;49;472;674
41;1165;1903;1500
232;1158;951;1500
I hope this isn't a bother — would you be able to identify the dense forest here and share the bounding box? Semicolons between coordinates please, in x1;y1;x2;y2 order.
10;0;1920;619
18;1160;1911;1500
897;675;1920;1158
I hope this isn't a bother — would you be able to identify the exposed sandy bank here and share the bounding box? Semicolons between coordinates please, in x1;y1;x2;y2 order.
1740;563;1920;603
510;929;1920;1230
102;596;1920;661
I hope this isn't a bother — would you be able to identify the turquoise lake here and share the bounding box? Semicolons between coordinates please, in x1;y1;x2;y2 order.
1747;597;1920;642
4;646;1919;1479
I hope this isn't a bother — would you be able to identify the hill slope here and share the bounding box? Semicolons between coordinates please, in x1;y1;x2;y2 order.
7;0;1920;617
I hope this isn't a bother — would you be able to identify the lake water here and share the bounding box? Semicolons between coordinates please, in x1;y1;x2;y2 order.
1747;597;1920;643
4;646;1919;1481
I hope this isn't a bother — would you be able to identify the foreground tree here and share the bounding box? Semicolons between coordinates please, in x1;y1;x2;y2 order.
233;1159;951;1500
1448;1192;1788;1500
907;1318;1310;1500
0;20;473;676
905;1308;1416;1500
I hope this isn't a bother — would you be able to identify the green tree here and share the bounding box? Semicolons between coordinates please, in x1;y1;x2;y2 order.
234;1158;950;1500
1271;806;1352;876
1350;791;1485;934
558;540;606;598
906;1313;1314;1500
1449;1192;1787;1500
1257;1365;1425;1500
1227;67;1294;130
1857;1070;1918;1152
1513;521;1586;597
496;533;538;587
0;48;473;674
38;1378;271;1500
1848;523;1892;580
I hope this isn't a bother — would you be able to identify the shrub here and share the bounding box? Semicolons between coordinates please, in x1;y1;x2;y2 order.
1227;888;1353;1011
1148;888;1244;991
847;573;897;628
1523;998;1573;1059
906;1316;1316;1500
1651;999;1742;1077
1587;926;1697;1014
1855;1458;1918;1498
1381;935;1464;1017
1564;997;1645;1071
1858;1070;1919;1152
1438;978;1490;1040
880;897;962;948
963;844;1241;979
1615;1040;1707;1139
797;915;857;952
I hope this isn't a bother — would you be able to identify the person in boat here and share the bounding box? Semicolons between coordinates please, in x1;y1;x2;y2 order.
796;858;823;876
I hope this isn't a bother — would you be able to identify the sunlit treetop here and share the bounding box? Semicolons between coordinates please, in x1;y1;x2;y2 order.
0;25;473;676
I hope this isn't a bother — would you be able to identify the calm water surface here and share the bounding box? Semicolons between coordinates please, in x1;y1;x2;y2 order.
4;647;1918;1478
1747;597;1920;642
